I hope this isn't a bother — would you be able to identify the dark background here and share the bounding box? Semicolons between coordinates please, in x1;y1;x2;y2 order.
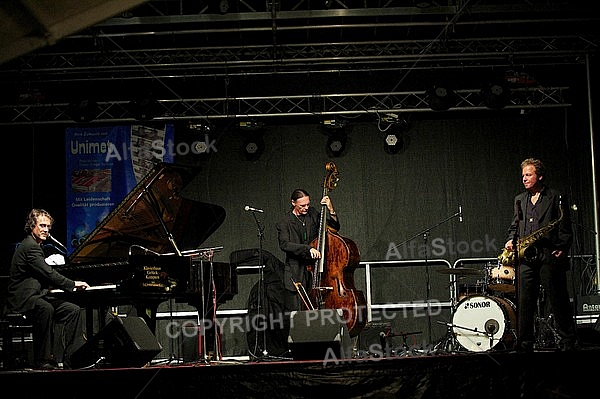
2;1;599;356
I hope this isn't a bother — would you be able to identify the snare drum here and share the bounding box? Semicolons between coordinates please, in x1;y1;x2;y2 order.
487;263;516;294
452;295;517;352
457;282;486;302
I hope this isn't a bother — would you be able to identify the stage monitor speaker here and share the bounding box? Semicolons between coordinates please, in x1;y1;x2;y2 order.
287;309;350;360
70;316;162;369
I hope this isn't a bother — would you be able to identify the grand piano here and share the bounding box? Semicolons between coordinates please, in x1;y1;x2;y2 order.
54;162;236;359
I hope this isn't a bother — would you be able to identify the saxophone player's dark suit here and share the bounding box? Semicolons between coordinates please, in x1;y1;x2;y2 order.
505;185;577;351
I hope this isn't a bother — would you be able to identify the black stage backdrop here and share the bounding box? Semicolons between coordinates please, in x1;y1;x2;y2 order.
3;75;598;357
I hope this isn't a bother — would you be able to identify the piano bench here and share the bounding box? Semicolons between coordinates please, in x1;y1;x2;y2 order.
0;312;34;370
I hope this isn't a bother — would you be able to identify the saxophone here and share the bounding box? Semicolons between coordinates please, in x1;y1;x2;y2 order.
498;202;564;266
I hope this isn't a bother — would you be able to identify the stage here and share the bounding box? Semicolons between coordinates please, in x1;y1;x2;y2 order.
1;346;598;398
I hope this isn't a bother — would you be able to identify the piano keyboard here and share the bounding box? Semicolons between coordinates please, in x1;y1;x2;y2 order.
50;284;117;293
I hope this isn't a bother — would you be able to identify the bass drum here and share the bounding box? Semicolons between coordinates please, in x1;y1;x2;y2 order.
452;295;517;352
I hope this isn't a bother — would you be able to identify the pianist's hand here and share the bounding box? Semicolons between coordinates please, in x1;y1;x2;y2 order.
74;281;90;291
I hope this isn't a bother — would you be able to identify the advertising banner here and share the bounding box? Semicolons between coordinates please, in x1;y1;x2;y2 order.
64;124;174;255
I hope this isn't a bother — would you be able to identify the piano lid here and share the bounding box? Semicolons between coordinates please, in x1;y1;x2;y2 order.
68;162;226;264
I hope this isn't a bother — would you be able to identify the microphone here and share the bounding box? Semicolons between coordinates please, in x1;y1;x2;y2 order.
516;200;523;221
458;205;463;222
48;233;68;252
244;205;264;213
128;244;160;256
485;319;499;334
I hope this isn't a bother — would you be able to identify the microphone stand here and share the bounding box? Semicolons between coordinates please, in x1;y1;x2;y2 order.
395;209;462;346
250;211;269;359
513;201;522;341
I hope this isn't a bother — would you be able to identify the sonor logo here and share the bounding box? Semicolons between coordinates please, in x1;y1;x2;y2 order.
464;301;491;310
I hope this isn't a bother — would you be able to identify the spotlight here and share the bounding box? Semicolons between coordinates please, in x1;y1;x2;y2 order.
238;120;264;131
194;140;209;154
187;122;214;155
426;85;456;111
326;132;347;157
129;98;160;120
176;122;214;165
481;81;510;109
219;0;229;14
383;121;407;154
242;133;265;161
68;100;99;122
322;119;347;129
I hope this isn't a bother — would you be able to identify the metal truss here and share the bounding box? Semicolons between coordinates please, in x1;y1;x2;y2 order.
3;36;593;80
0;2;594;124
0;86;569;126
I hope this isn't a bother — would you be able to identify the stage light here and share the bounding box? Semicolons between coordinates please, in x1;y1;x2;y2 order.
68;100;99;123
322;119;347;129
326;132;347;157
426;85;456;111
188;122;213;154
238;120;264;131
383;120;407;154
219;0;229;14
237;121;265;161
242;133;265;161
321;118;348;157
481;81;510;109
129;98;160;120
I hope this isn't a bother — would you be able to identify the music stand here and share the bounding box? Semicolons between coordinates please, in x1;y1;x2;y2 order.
188;246;223;363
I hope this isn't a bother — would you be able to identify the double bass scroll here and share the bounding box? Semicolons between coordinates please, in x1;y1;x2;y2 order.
307;162;367;337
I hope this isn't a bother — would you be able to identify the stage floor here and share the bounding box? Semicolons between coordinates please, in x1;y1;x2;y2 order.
1;345;598;399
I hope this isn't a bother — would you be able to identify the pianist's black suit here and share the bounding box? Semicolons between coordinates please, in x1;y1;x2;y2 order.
6;235;86;368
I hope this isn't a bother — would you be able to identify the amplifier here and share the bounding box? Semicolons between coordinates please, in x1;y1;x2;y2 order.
576;295;600;315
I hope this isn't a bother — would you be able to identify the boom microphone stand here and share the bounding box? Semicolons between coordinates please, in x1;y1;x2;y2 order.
247;208;268;359
394;205;463;346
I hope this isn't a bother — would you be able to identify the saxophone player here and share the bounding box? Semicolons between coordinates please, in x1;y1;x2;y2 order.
503;158;578;352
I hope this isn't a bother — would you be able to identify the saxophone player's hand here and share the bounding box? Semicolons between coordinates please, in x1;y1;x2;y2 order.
504;240;514;252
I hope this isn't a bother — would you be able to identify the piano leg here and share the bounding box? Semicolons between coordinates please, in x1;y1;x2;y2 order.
84;306;112;338
131;301;161;333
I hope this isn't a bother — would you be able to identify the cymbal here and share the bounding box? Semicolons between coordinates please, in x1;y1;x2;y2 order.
436;267;482;276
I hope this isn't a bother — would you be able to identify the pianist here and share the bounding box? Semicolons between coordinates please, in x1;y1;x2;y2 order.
6;209;90;370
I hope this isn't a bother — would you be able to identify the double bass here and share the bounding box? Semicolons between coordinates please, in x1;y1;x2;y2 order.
305;162;367;337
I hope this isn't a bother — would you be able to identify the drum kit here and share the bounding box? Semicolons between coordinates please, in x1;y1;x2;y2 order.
436;262;518;352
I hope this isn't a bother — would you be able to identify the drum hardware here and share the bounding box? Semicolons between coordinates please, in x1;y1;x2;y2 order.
534;285;561;349
436;267;483;276
484;319;501;349
457;281;487;302
434;319;500;353
382;330;423;356
433;321;459;354
440;267;486;306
